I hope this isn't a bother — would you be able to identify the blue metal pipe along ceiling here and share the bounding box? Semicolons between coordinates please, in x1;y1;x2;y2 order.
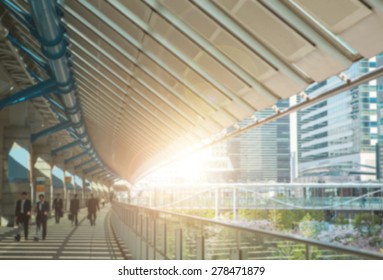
28;0;113;178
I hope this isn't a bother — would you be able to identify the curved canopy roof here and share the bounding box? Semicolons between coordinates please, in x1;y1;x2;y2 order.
1;0;383;183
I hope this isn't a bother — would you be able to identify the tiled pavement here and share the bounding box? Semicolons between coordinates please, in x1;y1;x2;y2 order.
0;205;130;260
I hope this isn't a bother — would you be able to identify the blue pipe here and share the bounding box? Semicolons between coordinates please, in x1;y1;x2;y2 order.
31;121;71;143
64;151;88;165
51;140;81;156
29;0;77;104
46;96;65;112
25;70;66;113
28;0;117;179
26;68;44;82
0;79;57;110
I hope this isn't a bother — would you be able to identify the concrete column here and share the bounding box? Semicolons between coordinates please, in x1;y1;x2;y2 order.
51;157;66;209
81;174;87;206
65;165;75;211
0;122;4;203
0;122;4;225
32;144;52;204
74;171;84;205
1;125;31;226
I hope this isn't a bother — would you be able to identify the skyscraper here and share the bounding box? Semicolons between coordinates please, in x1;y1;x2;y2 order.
227;99;291;183
297;55;382;182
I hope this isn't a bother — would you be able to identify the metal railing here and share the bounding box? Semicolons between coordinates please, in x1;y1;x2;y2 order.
111;202;383;260
132;183;383;211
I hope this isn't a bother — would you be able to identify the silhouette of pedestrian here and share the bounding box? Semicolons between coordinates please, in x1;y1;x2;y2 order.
14;191;32;241
87;194;99;226
34;194;50;241
52;194;63;223
70;194;80;226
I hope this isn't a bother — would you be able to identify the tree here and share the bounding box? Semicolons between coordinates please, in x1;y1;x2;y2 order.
353;213;381;237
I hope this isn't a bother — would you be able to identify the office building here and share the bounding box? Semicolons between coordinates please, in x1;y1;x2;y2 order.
297;56;382;182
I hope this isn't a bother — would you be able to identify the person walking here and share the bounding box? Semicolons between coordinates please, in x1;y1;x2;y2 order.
34;194;50;241
52;194;63;223
14;191;32;241
69;194;80;226
100;197;105;208
87;194;99;226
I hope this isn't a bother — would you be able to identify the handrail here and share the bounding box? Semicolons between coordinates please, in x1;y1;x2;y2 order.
135;183;383;211
113;202;383;260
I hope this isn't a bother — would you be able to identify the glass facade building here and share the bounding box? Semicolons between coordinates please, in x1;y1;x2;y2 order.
297;55;383;182
227;99;291;183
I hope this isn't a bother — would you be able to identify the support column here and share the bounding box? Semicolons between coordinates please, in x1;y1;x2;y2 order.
1;125;31;226
32;144;52;204
0;122;4;203
51;157;66;210
0;122;4;225
65;165;75;211
81;174;86;206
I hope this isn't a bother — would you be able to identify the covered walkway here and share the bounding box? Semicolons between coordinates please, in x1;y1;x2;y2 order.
1;0;383;262
0;205;130;259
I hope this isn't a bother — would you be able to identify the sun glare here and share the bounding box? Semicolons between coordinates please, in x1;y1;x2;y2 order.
146;148;213;183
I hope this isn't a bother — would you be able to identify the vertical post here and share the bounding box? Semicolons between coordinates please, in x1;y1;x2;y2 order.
305;244;310;260
215;187;219;219
72;172;76;194
376;143;380;180
63;165;66;208
148;216;155;259
49;158;53;206
29;144;35;204
175;229;183;260
233;186;237;221
160;223;167;259
230;248;241;259
140;214;145;259
82;175;86;201
134;211;138;254
0;123;3;204
196;236;205;260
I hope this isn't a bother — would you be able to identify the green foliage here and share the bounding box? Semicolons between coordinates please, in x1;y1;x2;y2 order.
275;210;303;231
299;213;328;238
368;236;383;247
333;214;348;226
353;213;382;237
305;210;325;221
268;209;282;228
178;209;216;219
274;241;322;260
238;209;268;220
267;210;325;231
238;209;327;232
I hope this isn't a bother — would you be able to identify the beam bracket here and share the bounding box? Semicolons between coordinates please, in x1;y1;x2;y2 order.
0;79;57;110
31;121;71;143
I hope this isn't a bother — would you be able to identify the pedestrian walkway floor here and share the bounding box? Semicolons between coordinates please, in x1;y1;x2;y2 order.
0;205;130;260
